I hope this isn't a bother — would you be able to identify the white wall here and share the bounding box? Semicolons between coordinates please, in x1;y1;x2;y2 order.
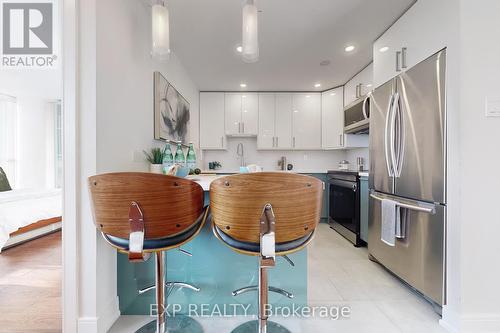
96;0;199;174
75;0;200;331
455;0;500;331
202;137;348;173
344;148;369;171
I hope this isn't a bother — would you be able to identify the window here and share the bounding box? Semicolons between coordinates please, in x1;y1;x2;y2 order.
0;94;18;188
52;101;63;188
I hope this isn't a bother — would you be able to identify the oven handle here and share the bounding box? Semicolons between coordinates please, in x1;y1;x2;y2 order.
329;179;357;192
369;192;435;214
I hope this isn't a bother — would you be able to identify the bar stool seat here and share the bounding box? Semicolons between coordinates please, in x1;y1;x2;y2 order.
105;213;205;251
213;224;314;254
210;172;323;333
88;172;208;333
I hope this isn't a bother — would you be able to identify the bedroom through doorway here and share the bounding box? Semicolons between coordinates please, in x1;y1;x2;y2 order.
0;1;63;331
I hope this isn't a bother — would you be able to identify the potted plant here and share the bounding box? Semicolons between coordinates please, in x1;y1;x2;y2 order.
143;147;165;174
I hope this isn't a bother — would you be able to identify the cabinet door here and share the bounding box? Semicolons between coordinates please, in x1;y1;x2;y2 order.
292;93;321;149
358;63;374;96
344;78;358;107
257;93;275;149
275;93;292;149
321;87;344;149
225;93;242;135
200;92;226;149
241;93;258;135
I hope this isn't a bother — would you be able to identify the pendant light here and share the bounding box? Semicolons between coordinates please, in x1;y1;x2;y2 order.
242;0;259;63
152;0;170;60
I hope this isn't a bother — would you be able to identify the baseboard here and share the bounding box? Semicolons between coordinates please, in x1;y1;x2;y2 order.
78;297;120;333
440;306;459;333
440;306;500;333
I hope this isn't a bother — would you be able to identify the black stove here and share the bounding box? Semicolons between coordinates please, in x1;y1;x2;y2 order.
327;170;365;247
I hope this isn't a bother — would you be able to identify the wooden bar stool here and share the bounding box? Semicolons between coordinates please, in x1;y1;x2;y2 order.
88;172;209;333
210;172;323;333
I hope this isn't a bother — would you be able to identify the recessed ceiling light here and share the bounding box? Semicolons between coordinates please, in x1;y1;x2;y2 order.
314;83;321;88
366;84;373;87
306;95;311;98
240;83;247;88
293;110;298;113
330;93;336;96
236;45;243;53
379;46;389;53
345;45;355;52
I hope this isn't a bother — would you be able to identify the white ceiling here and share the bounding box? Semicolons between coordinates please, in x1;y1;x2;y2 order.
167;0;415;91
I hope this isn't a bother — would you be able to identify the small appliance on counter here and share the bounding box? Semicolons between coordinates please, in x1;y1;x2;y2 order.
357;157;365;171
338;160;350;170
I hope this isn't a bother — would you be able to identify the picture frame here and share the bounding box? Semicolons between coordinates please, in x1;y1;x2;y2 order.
154;71;190;143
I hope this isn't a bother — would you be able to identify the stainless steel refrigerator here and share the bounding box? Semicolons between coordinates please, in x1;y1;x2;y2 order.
368;49;446;307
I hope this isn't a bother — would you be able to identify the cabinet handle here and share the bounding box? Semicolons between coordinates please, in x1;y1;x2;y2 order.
238;122;241;133
396;51;402;72
242;122;245;133
355;84;359;98
339;134;342;146
221;136;224;147
276;137;279;147
293;137;296;148
401;47;407;69
272;137;276;147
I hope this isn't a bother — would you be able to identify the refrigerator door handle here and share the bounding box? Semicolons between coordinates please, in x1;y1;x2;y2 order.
384;93;395;177
395;93;406;178
370;191;436;214
389;92;400;178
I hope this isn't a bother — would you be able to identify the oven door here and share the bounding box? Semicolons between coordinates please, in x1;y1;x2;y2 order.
329;178;359;234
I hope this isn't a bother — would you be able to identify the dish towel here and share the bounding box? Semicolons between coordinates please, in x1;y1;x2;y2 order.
381;198;398;246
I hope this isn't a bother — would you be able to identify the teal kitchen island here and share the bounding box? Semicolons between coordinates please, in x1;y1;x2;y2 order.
116;175;311;315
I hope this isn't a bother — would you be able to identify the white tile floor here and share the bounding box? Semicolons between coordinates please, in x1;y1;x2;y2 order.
110;223;447;332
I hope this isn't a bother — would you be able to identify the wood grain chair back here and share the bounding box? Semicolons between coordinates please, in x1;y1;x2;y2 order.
88;172;204;239
210;172;323;243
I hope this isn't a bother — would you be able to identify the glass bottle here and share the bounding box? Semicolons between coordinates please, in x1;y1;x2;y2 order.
186;142;196;171
174;142;185;167
162;144;174;174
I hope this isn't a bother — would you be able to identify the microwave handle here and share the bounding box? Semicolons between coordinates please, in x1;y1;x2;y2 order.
362;94;370;119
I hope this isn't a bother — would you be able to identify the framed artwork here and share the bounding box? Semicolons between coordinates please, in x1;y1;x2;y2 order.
154;71;190;143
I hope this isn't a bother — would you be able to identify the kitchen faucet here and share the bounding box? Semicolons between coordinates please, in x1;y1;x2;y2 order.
237;142;245;167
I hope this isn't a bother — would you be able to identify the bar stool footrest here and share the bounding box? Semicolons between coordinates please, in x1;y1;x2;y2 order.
232;285;294;299
135;315;203;333
231;320;291;333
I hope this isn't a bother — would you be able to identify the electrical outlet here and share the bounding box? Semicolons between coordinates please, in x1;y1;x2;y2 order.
486;97;500;117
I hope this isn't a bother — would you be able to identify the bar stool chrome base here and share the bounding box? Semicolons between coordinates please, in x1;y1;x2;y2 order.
135;316;204;333
231;320;291;333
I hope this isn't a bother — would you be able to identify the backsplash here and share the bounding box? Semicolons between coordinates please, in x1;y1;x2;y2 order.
200;137;350;173
345;148;370;171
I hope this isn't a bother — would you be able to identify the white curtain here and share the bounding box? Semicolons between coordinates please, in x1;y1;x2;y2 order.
0;94;18;188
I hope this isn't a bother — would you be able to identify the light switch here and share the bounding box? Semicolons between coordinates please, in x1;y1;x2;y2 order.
486;97;500;117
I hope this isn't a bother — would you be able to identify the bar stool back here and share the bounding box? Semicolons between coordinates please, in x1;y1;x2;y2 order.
210;172;323;333
89;172;208;333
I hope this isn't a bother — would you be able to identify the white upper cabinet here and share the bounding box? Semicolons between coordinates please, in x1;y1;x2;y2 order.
321;87;344;149
292;93;321;150
241;93;258;135
275;93;293;149
344;63;373;107
200;92;227;150
373;0;453;88
257;93;275;149
257;93;293;150
224;93;258;136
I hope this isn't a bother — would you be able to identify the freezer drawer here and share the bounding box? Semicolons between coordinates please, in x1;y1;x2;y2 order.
368;191;445;305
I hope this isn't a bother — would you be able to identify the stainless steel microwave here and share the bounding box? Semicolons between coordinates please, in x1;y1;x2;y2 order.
344;95;370;134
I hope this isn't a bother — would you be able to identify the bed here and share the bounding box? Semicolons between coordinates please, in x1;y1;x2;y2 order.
0;188;62;252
